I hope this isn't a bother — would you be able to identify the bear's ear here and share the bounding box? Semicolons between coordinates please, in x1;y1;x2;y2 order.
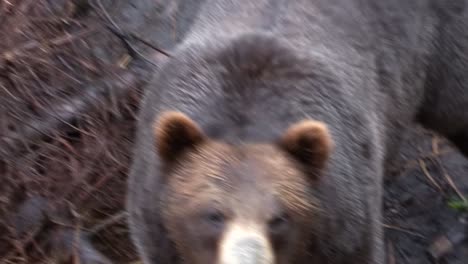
154;111;205;162
279;120;332;172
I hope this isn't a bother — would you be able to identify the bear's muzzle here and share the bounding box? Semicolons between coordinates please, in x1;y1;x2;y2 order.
219;223;273;264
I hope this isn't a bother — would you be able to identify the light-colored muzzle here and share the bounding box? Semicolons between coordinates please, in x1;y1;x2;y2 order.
219;224;274;264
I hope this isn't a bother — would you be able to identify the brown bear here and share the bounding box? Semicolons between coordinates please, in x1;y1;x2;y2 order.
127;0;468;263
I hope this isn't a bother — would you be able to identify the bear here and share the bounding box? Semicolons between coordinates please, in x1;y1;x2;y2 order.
126;0;468;263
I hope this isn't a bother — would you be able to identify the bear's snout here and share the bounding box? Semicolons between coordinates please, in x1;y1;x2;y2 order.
219;224;273;264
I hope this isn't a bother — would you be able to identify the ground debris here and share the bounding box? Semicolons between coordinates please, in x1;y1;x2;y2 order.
428;225;467;260
0;0;151;262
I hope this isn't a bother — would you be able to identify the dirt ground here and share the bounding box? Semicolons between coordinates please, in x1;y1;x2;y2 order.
0;1;467;263
384;127;468;264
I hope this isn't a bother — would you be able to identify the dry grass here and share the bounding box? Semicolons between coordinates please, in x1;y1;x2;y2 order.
0;0;150;262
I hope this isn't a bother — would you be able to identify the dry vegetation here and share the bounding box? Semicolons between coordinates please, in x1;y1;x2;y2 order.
0;0;161;263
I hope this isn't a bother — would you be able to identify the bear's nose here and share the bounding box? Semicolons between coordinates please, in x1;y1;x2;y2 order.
231;238;268;264
219;224;273;264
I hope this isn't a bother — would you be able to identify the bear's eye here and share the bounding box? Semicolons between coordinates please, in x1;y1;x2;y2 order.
202;209;225;228
268;212;290;233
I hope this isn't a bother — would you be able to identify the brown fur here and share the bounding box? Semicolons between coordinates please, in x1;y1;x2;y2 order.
154;111;331;264
279;120;333;175
154;111;205;162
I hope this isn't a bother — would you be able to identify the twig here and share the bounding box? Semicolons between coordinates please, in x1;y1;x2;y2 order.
432;158;467;202
398;148;452;175
93;0;162;67
432;136;440;155
103;25;160;68
418;159;444;193
88;211;127;234
383;223;426;239
128;32;172;57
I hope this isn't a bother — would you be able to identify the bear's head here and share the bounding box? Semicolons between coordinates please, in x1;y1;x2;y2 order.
154;111;333;264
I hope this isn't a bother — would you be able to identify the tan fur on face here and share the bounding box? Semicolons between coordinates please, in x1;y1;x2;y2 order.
162;142;321;223
241;144;322;213
155;115;330;222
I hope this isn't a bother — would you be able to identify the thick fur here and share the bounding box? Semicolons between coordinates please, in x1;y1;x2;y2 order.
154;111;205;162
127;0;468;263
279;120;333;174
